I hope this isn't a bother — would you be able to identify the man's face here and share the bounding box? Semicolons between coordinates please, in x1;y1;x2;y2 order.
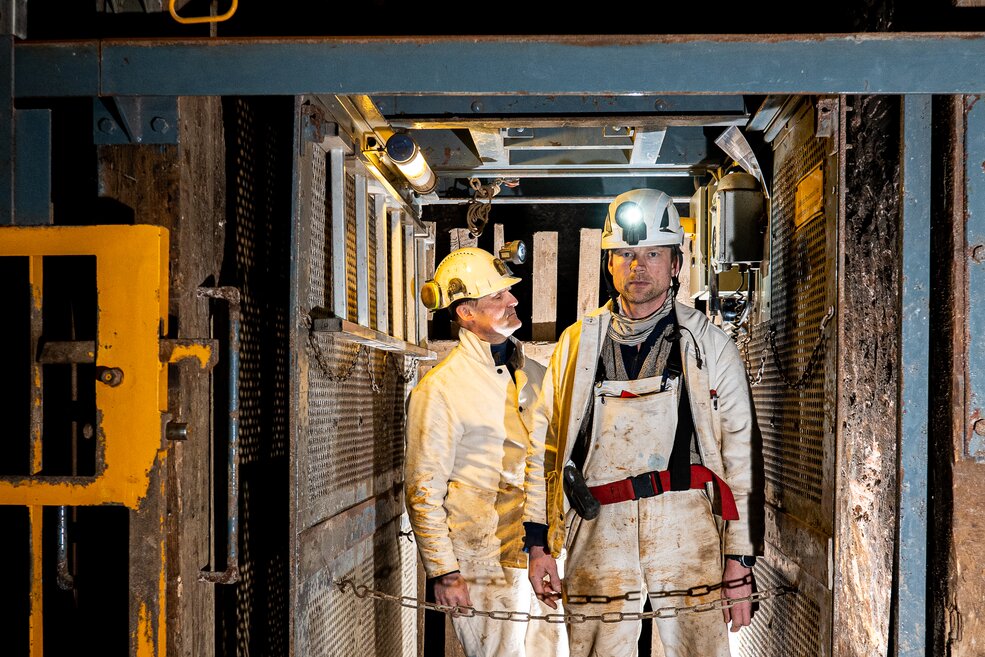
457;287;521;343
607;245;679;318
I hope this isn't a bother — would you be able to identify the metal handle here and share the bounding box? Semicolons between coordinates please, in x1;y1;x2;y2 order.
196;286;241;584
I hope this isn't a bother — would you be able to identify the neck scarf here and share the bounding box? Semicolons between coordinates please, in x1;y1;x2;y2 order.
607;294;675;346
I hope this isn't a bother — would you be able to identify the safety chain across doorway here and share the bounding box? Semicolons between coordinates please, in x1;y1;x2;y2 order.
333;578;795;623
745;305;835;389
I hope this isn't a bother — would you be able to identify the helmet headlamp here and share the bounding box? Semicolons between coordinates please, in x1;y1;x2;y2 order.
614;201;646;246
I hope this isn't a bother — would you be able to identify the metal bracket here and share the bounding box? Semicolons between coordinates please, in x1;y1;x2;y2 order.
93;96;179;145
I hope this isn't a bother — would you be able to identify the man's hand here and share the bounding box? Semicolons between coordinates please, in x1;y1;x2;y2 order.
433;572;472;614
721;558;755;631
527;546;563;609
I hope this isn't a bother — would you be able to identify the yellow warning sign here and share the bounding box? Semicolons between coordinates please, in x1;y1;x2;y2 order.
795;163;824;229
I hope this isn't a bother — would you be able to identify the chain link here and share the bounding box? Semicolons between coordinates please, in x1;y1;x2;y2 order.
303;313;415;392
745;305;834;390
333;577;795;624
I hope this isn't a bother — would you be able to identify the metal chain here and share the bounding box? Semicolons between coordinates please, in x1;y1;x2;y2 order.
763;305;835;391
333;577;795;624
303;314;412;391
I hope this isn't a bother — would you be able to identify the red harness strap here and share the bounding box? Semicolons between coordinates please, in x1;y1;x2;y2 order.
587;464;739;521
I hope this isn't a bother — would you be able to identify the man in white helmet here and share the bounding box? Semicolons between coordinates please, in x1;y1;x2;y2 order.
405;246;568;657
522;189;762;657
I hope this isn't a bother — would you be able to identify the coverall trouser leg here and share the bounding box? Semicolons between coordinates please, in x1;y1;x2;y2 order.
452;562;568;657
563;490;730;657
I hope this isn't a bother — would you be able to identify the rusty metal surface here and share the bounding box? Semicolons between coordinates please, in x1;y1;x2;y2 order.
834;94;901;657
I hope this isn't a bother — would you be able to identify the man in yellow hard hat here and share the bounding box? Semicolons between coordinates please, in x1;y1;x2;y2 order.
405;246;568;657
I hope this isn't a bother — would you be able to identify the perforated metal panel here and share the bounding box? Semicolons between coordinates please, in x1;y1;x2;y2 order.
738;561;822;657
754;136;827;505
296;515;418;657
221;95;292;657
738;102;833;657
292;102;419;657
303;336;410;525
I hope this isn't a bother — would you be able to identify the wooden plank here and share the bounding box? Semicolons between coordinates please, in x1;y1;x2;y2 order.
494;223;504;256
449;227;476;251
576;228;601;318
531;231;558;341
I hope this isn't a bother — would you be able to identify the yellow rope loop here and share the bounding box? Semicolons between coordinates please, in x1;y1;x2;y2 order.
169;0;239;25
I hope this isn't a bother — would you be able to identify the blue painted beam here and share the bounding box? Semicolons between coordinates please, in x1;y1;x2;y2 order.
1;36;12;224
897;93;931;657
14;109;51;224
967;98;985;461
14;34;985;98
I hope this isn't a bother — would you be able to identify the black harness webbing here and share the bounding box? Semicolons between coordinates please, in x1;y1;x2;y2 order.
569;310;696;492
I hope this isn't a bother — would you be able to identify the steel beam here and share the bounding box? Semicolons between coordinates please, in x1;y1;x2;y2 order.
14;34;985;98
896;93;931;657
967;97;985;461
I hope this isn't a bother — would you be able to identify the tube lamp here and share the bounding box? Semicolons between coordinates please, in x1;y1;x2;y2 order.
385;133;437;195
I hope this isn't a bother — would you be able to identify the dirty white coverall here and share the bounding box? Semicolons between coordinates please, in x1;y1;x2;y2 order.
405;327;568;657
523;300;758;657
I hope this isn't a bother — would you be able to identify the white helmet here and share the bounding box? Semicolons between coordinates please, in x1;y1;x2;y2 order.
601;188;684;249
420;247;521;311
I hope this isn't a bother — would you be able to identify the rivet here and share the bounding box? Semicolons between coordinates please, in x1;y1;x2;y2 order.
470;100;484;113
151;116;170;134
97;117;116;134
974;419;985;438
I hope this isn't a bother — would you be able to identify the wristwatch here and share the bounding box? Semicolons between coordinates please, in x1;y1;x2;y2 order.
726;554;757;568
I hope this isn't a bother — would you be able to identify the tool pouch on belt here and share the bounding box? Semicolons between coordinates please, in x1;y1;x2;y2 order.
563;462;600;520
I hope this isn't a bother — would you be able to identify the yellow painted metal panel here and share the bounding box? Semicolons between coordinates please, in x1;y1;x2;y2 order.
29;506;42;657
0;226;169;509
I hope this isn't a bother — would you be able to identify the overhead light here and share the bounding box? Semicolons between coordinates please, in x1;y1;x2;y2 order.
385;133;437;195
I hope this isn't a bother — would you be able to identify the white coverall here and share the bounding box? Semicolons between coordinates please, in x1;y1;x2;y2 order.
406;327;568;657
524;301;758;657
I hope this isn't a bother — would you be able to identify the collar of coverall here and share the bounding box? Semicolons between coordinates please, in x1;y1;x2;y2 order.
457;327;524;369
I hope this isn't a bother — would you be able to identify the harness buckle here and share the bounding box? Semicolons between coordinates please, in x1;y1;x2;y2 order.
629;472;658;499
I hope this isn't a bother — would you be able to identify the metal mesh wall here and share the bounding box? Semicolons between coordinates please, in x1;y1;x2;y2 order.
737;106;832;657
293;110;419;657
737;561;822;657
753;137;828;505
303;338;409;523
220;95;292;657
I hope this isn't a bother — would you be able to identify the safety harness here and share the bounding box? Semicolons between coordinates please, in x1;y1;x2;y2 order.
565;306;739;522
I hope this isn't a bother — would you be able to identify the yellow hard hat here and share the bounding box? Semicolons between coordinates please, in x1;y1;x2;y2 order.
420;247;521;311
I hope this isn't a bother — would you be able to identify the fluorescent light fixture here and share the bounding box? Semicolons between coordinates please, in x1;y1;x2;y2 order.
385;133;437;195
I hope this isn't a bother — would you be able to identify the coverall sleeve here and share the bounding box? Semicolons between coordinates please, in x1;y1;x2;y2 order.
713;337;760;556
405;379;463;578
523;332;571;533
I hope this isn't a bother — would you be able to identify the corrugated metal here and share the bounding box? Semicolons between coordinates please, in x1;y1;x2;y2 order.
740;106;830;657
756;136;827;504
